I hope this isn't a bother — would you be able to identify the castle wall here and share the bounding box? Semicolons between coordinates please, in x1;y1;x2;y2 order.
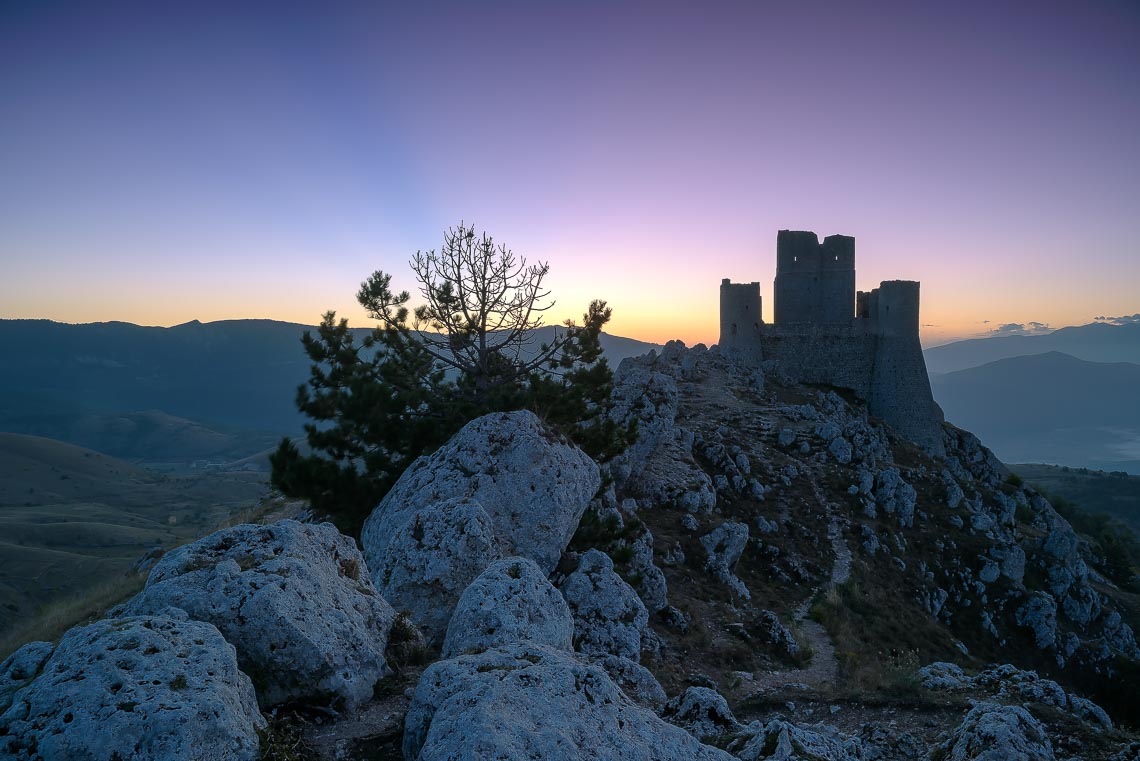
720;230;944;455
760;325;877;397
871;333;945;454
869;280;944;454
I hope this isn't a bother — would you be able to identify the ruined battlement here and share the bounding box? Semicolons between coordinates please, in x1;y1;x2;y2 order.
720;231;943;454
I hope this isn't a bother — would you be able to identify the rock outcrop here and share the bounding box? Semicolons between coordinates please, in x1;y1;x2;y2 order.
122;519;395;709
935;701;1055;761
402;642;733;760
0;616;264;761
0;642;53;714
441;557;573;658
361;411;600;641
559;549;649;660
370;497;500;642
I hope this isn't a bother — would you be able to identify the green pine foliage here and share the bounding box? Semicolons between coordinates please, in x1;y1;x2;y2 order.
271;224;633;536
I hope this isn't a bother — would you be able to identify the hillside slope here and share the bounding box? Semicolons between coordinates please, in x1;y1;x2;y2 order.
0;433;268;634
1012;463;1140;535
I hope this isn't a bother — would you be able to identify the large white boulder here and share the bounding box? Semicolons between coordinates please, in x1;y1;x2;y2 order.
402;642;733;761
372;497;500;643
0;616;264;761
122;520;395;709
362;411;600;582
935;702;1055;761
441;557;573;658
559;549;649;660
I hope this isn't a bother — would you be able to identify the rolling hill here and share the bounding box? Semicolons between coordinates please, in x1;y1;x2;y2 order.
931;351;1140;473
0;433;268;635
924;320;1140;375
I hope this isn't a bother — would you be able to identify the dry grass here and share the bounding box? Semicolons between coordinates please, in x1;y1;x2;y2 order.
0;495;300;662
0;572;145;660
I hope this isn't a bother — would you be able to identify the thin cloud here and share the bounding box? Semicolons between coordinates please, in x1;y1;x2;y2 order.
984;321;1053;337
1095;314;1140;325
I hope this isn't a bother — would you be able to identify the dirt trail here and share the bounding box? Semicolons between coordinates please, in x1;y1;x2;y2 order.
750;478;849;692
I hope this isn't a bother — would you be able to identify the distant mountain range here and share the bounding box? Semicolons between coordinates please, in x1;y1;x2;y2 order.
924;320;1140;375
0;319;661;468
932;351;1140;474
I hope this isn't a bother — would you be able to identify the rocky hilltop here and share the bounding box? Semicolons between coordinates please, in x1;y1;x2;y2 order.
2;342;1138;760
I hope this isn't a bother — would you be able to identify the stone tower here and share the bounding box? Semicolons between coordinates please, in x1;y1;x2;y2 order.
718;279;762;359
773;230;856;324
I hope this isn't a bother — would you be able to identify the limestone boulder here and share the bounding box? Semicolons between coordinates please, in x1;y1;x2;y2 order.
934;702;1054;761
662;686;743;739
591;654;668;710
874;468;917;527
362;410;600;579
1016;592;1058;651
403;643;733;761
701;521;751;600
560;549;649;660
0;616;264;761
627;528;669;613
122;519;394;709
441;557;573;658
733;719;863;761
371;497;499;642
0;642;53;713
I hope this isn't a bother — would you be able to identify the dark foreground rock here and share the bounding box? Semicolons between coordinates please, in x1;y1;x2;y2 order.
0;615;264;761
401;642;733;760
122;519;395;709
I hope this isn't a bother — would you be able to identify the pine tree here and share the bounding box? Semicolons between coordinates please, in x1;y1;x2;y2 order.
271;224;632;535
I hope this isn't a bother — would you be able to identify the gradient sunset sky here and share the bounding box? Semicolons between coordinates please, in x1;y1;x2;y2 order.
2;1;1137;347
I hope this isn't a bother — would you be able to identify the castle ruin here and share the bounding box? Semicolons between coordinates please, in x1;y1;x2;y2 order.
720;230;944;454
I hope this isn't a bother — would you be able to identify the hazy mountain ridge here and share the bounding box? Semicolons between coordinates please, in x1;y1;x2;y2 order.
0;319;662;467
924;320;1140;375
931;351;1140;474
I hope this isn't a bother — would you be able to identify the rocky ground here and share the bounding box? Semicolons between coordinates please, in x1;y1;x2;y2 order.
1;341;1138;760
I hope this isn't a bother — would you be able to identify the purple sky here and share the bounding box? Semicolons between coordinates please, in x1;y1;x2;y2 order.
2;1;1137;346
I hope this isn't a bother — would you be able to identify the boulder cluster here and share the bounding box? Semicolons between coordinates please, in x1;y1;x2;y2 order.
2;343;1138;760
